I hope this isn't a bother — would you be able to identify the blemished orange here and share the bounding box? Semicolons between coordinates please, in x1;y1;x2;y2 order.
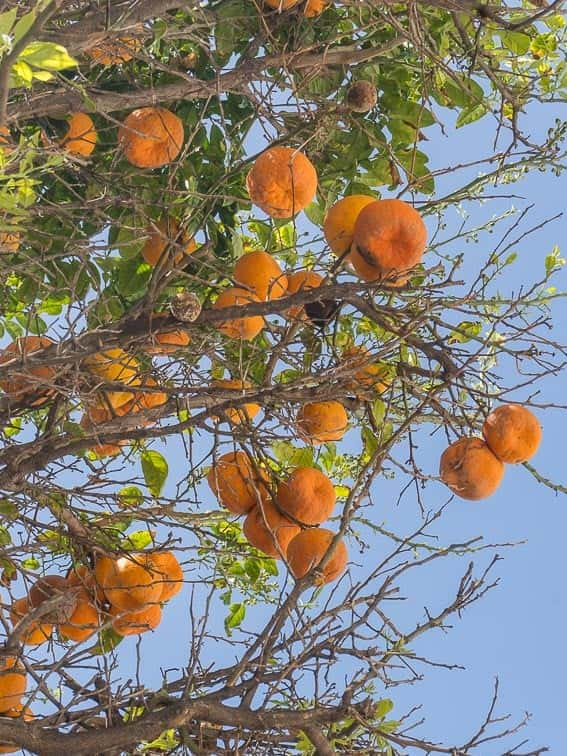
0;336;56;406
296;400;348;445
213;286;264;340
482;404;542;464
285;270;324;320
211;379;260;424
286;528;348;584
342;346;394;398
439;437;505;500
86;36;142;65
246;146;318;218
29;574;77;624
233;251;288;301
147;551;183;601
0;668;26;714
350;199;427;281
61;113;97;157
59;589;100;642
119;107;184;168
323;195;375;255
0;703;33;753
94;554;162;612
111;603;162;636
9;597;53;646
145;313;191;355
243;500;300;559
207;450;270;515
141;218;197;266
303;0;329;16
0;231;20;252
276;467;336;525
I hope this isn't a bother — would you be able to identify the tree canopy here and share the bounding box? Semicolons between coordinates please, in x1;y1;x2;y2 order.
0;1;565;754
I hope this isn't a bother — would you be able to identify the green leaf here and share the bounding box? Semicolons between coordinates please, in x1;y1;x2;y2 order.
0;499;17;519
374;698;394;720
19;41;77;71
545;245;565;274
91;626;124;655
12;10;36;43
141;450;168;497
3;416;22;437
121;530;153;551
22;556;40;570
0;8;17;36
224;602;246;634
0;526;11;546
117;485;144;508
10;60;33;87
447;320;482;344
456;104;488;128
499;31;531;55
371;398;386;426
271;441;314;469
244;557;261;583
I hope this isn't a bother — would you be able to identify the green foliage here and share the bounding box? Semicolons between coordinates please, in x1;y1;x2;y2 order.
141;450;169;497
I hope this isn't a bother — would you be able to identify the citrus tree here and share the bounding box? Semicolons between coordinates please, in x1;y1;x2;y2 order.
0;0;565;753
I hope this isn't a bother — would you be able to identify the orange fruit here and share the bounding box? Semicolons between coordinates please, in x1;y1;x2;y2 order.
9;597;52;646
147;551;183;601
111;603;162;636
0;232;20;252
61;113;97;157
141;217;197;267
246;146;318;219
67;564;106;605
482;405;542;464
94;554;162;612
86;36;142;65
211;379;260;425
132;377;169;410
0;126;14;155
145;313;191;355
0;703;33;753
285;270;324;320
243;500;300;559
80;411;126;458
212;286;264;340
263;0;299;8
303;0;329;16
342;346;393;398
276;467;336;525
233;251;288;301
119;107;184;169
350;199;427;281
286;528;348;584
207;451;270;515
59;589;100;642
29;575;77;624
323;195;375;256
296;400;348;445
439;437;505;500
84;348;142;408
0;667;26;714
0;336;56;406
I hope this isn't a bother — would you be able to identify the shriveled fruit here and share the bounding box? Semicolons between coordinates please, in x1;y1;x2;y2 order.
296;400;348;445
351;199;427;281
285;270;324;320
0;336;56;406
342;346;393;398
276;467;336;525
233;251;288;301
147;551;183;601
0;703;33;754
0;667;26;713
286;528;348;584
145;313;191;355
482;404;542;464
207;451;269;515
86;36;142;65
94;554;162;612
111;603;162;636
303;0;329;16
213;286;264;340
9;597;52;646
141;218;197;267
246;146;317;219
61;113;97;157
323;195;375;256
211;379;260;425
119;107;184;169
29;575;77;624
243;500;300;559
59;589;100;642
439;437;505;500
346;81;378;113
0;231;19;252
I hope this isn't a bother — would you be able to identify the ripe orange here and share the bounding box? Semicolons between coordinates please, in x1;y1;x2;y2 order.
263;0;299;8
84;348;142;408
0;231;19;252
482;404;542;464
147;551;183;601
286;528;348;584
243;500;300;559
86;36;142;65
111;603;162;636
67;564;106;605
95;554;162;612
141;218;197;266
323;195;375;256
132;377;169;410
213;286;264;340
145;313;191;355
246;146;318;218
439;437;505;500
59;589;100;642
61;113;97;157
303;0;328;16
285;270;324;320
0;126;14;155
342;346;393;398
350;199;427;281
9;597;52;646
211;379;260;425
80;411;126;458
276;467;336;525
296;400;348;445
0;335;56;406
207;450;270;515
0;667;26;713
119;107;184;169
233;251;288;301
29;575;77;624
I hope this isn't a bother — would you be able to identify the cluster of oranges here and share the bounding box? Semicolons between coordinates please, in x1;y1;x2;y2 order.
207;452;347;585
0;656;32;754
